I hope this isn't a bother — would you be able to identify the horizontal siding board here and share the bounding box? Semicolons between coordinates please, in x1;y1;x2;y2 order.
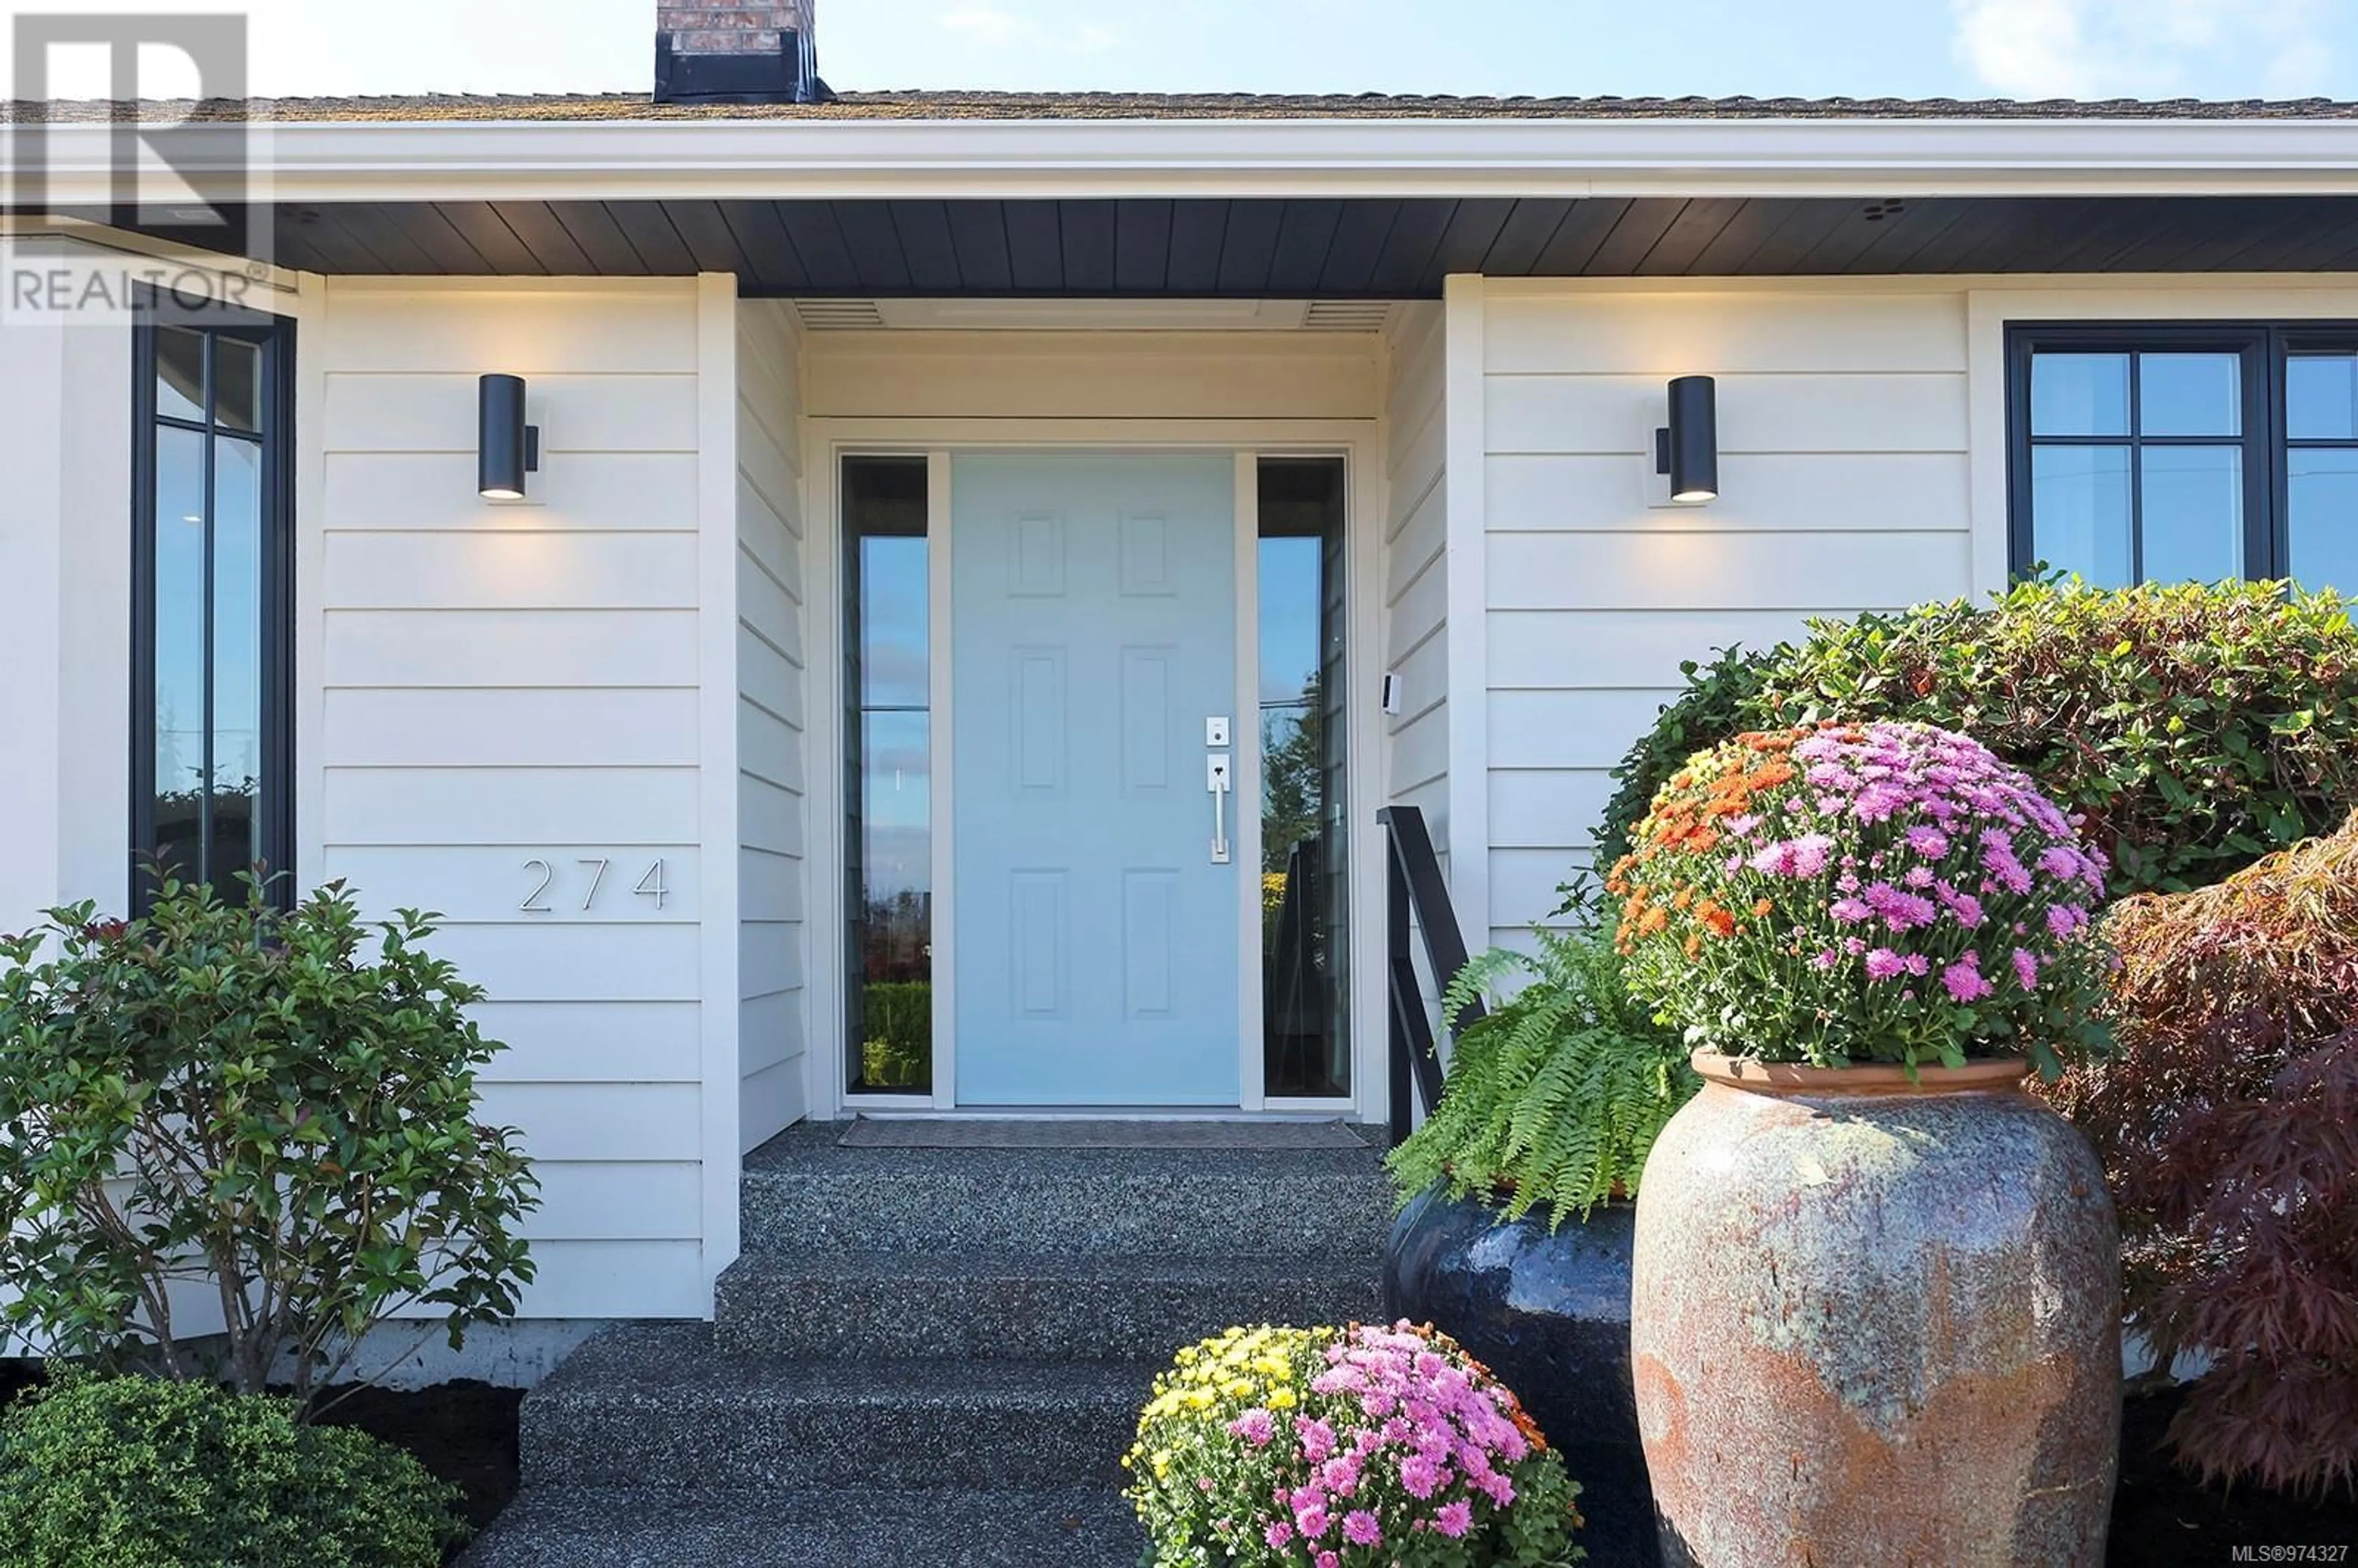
741;920;808;998
741;845;806;923
430;925;706;1004
1490;845;1601;930
737;491;806;598
478;1082;702;1163
322;689;701;769
324;846;701;927
1490;768;1615;850
740;707;807;793
324;532;700;610
319;287;699;375
740;1058;809;1155
472;1001;702;1084
1490;608;1819;691
322;767;699;845
1484;452;1971;534
1485;372;1967;457
738;576;806;669
1483;292;1967;376
740;992;807;1074
323;610;699;688
324;452;699;533
521;1161;702;1241
502;1241;709;1319
323;373;698;454
1488;689;1681;770
1485;531;1972;611
738;627;809;731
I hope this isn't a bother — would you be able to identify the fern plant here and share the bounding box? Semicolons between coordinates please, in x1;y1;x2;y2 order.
1385;920;1700;1229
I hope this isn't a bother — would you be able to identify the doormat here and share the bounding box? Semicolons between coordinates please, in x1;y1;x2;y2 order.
838;1117;1369;1151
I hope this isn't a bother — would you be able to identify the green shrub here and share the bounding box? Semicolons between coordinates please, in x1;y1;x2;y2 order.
0;1372;465;1568
1596;578;2358;897
860;980;932;1087
0;876;538;1405
1386;909;1698;1227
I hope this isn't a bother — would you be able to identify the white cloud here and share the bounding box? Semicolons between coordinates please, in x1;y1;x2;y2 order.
1951;0;2335;99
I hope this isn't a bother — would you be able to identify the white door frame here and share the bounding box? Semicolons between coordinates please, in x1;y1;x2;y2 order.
803;417;1387;1124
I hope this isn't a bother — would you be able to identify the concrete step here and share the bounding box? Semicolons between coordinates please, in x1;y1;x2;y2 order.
739;1122;1396;1261
712;1250;1385;1360
462;1486;1139;1568
519;1325;1149;1491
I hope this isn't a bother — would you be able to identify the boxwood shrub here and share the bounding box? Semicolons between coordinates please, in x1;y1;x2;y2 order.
1595;578;2358;897
0;1372;465;1568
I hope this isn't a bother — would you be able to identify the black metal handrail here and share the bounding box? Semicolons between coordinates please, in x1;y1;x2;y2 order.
1379;805;1482;1148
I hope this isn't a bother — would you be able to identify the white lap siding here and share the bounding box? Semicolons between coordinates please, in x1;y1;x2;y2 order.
313;277;740;1319
1477;282;1979;949
1382;303;1450;869
735;300;811;1151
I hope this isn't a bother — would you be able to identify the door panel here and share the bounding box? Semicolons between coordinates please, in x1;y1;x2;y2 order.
952;454;1241;1106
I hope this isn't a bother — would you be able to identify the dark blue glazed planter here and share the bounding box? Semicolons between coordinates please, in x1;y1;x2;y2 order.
1383;1185;1660;1568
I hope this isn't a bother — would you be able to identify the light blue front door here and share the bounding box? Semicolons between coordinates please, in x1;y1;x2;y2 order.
952;454;1242;1106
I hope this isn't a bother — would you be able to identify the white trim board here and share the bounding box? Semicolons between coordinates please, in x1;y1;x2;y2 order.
19;117;2358;206
804;419;1385;1127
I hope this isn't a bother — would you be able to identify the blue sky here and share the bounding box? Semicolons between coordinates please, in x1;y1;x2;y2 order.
18;0;2351;102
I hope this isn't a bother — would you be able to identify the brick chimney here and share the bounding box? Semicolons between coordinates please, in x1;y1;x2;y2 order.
655;4;826;104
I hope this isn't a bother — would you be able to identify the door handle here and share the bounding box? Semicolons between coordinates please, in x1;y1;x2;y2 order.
1207;753;1233;865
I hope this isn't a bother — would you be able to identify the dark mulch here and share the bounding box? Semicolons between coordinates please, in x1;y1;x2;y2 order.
314;1380;523;1535
2110;1388;2358;1565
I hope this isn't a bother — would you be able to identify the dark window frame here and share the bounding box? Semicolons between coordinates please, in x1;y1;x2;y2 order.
130;292;298;911
2006;320;2358;583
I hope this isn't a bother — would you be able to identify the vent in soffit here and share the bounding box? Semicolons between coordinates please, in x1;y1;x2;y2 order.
1302;300;1396;332
794;299;887;330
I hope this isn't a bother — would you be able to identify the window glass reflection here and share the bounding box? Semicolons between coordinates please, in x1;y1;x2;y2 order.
2138;446;2243;585
844;457;933;1095
2031;354;2130;437
1259;458;1348;1100
2138;354;2241;438
2031;444;2133;586
2290;448;2358;599
2289;352;2358;442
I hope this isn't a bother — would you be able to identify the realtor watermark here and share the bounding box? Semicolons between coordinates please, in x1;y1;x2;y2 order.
2231;1548;2354;1563
4;10;274;326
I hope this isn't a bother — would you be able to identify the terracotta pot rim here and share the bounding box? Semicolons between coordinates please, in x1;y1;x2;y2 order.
1690;1049;2031;1095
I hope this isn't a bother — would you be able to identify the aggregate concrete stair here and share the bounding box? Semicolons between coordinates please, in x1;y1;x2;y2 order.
467;1122;1394;1567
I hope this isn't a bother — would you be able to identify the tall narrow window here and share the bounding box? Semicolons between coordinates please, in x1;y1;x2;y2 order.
844;457;933;1095
133;305;294;908
1258;457;1350;1099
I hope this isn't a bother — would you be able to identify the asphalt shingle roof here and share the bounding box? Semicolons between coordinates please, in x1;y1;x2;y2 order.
10;90;2358;123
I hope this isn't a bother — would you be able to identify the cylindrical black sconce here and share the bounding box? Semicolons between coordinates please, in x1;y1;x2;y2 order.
1654;374;1719;503
478;373;540;500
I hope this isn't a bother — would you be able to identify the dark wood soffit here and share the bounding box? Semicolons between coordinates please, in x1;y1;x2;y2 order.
72;194;2358;293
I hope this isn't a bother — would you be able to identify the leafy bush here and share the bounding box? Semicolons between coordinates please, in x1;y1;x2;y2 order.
2045;810;2358;1498
860;980;932;1088
1596;578;2358;898
1385;918;1696;1227
0;876;538;1404
0;1371;465;1567
1611;723;2112;1073
1127;1321;1583;1567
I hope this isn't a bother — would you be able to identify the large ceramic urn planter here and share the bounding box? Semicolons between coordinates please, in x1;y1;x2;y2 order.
1632;1051;2121;1568
1385;1187;1660;1568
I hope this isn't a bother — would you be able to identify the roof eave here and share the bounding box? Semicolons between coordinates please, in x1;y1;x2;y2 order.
15;114;2358;204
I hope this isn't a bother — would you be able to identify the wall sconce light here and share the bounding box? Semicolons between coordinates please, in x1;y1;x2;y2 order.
1654;375;1719;504
478;373;540;500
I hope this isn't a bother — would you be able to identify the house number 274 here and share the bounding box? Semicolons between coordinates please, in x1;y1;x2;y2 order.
519;858;669;914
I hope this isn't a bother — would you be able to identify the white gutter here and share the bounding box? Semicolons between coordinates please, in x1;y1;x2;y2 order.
11;115;2358;205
